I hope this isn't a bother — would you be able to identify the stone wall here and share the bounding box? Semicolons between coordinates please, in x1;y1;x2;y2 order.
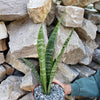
0;0;100;100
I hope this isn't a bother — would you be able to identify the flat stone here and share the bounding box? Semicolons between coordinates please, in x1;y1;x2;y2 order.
75;19;97;41
55;63;79;84
61;0;99;7
0;65;6;82
0;22;7;40
93;49;100;64
7;17;48;58
0;0;28;21
0;53;5;64
0;39;7;51
56;5;84;27
54;25;86;64
27;0;52;23
19;93;33;100
94;1;100;11
20;71;38;91
88;13;100;25
71;65;96;77
0;76;26;100
95;34;100;48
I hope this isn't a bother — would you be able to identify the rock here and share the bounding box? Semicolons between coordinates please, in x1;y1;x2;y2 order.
6;51;39;74
0;53;5;64
61;0;99;7
19;93;33;100
94;1;100;11
0;22;7;40
45;2;56;26
75;19;97;41
0;0;28;21
88;61;100;70
88;13;100;25
79;45;94;65
55;63;79;84
97;25;100;33
0;76;26;100
54;25;86;64
93;49;100;64
27;0;52;23
0;65;6;82
3;63;14;75
20;71;38;91
0;39;7;51
56;5;84;27
95;34;100;48
7;17;48;58
71;65;96;77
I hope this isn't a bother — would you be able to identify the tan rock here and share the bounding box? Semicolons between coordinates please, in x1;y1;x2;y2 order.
94;1;100;11
0;39;7;51
75;19;97;41
7;17;48;58
0;0;28;21
56;5;84;27
55;63;79;84
0;76;26;100
54;25;86;64
20;71;38;91
95;33;100;48
0;22;7;40
27;0;52;23
0;53;5;64
61;0;99;7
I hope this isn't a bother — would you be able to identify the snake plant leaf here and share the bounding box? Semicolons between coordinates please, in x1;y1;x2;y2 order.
37;23;47;93
20;57;44;93
48;29;74;94
45;12;65;86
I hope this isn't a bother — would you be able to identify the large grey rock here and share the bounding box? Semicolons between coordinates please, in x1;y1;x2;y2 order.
54;25;86;64
0;22;8;40
61;0;99;7
93;49;100;64
0;39;7;51
56;5;84;27
94;1;100;11
20;71;38;91
0;0;28;21
8;17;48;58
27;0;52;23
55;63;79;84
0;53;5;64
75;19;97;41
0;76;26;100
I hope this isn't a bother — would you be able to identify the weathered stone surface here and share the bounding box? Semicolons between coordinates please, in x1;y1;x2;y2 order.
88;61;100;70
8;17;48;58
71;65;96;77
54;25;86;64
3;63;14;75
94;1;100;11
55;63;79;84
0;65;6;82
0;0;28;21
93;49;100;64
95;34;100;48
56;5;84;27
0;39;7;51
20;71;38;91
27;0;52;23
45;2;56;26
61;0;99;7
19;93;33;100
0;53;5;64
0;22;7;40
75;19;97;41
0;76;26;100
97;25;100;33
88;13;100;25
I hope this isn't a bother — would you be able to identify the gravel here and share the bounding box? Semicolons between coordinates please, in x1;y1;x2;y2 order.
34;83;65;100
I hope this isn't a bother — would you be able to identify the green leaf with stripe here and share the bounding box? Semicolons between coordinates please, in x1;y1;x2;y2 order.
45;12;65;86
48;29;74;94
37;23;47;94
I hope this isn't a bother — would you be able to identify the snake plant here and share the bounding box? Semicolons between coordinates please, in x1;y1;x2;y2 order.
21;14;74;94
